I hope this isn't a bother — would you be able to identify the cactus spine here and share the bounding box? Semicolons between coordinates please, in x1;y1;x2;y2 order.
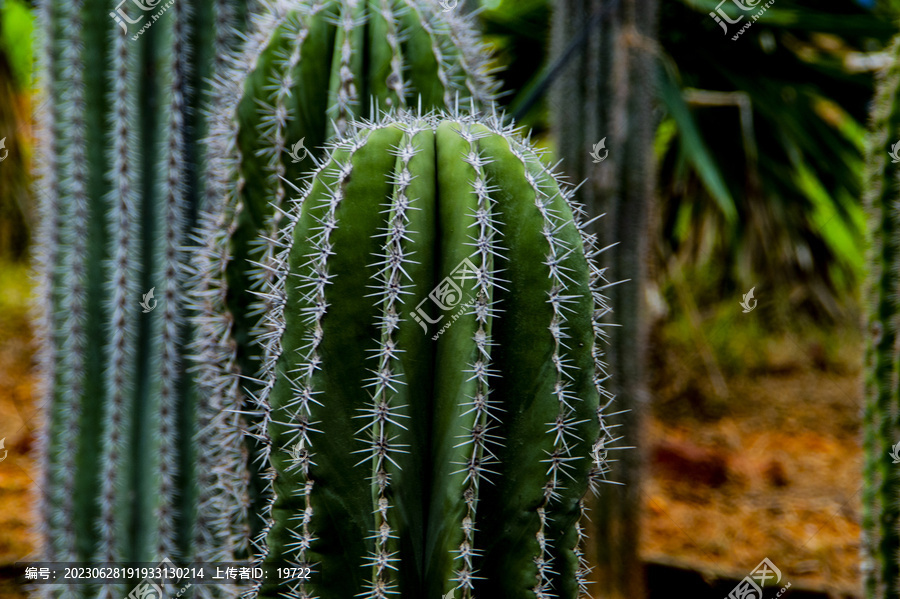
193;0;499;545
863;34;900;599
250;110;615;599
33;0;249;591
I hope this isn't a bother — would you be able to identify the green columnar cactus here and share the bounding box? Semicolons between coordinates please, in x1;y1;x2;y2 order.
249;110;616;599
862;35;900;599
33;0;249;590
192;0;499;543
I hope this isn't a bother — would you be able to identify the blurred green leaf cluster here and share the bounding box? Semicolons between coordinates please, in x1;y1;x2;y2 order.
0;0;35;261
480;0;895;320
1;0;33;90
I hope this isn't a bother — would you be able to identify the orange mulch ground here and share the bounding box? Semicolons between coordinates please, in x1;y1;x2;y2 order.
644;325;863;595
0;272;39;599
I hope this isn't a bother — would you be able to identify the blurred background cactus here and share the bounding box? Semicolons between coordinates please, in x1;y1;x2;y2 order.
548;0;658;595
32;0;250;590
862;33;900;599
192;0;500;545
250;110;613;599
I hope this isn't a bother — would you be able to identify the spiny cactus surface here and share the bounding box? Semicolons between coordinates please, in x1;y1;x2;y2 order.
863;34;900;599
192;0;500;545
33;0;249;595
250;110;617;599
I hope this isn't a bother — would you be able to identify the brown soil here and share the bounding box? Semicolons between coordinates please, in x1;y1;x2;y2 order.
0;285;39;599
644;324;863;594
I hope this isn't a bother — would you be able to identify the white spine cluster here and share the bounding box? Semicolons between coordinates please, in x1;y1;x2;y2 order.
55;0;87;573
33;0;68;591
190;0;303;573
329;0;363;134
450;118;502;597
376;0;408;107
573;500;592;598
96;11;138;598
188;5;259;594
354;124;426;599
508;134;585;598
151;0;192;562
570;160;620;599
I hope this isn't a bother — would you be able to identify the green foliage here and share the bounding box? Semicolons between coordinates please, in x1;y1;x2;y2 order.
0;0;34;260
0;259;31;325
0;0;34;90
248;110;614;599
657;0;892;317
479;0;891;317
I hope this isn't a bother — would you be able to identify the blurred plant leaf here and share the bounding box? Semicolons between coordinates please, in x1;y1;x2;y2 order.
481;0;893;315
659;61;737;223
655;0;893;316
0;0;34;91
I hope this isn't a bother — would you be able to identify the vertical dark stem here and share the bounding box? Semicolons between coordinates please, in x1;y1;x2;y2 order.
550;0;658;596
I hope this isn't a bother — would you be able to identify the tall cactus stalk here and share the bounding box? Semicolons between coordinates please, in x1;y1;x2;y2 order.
862;34;900;599
191;0;499;546
33;0;249;592
549;0;659;596
247;109;616;599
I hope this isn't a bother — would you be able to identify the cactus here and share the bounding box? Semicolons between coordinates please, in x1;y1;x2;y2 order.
549;0;658;594
862;34;900;599
32;0;250;591
247;109;616;599
192;0;500;544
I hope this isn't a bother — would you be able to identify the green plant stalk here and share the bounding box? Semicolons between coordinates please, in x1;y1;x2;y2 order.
33;1;249;594
862;34;900;599
250;111;615;599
